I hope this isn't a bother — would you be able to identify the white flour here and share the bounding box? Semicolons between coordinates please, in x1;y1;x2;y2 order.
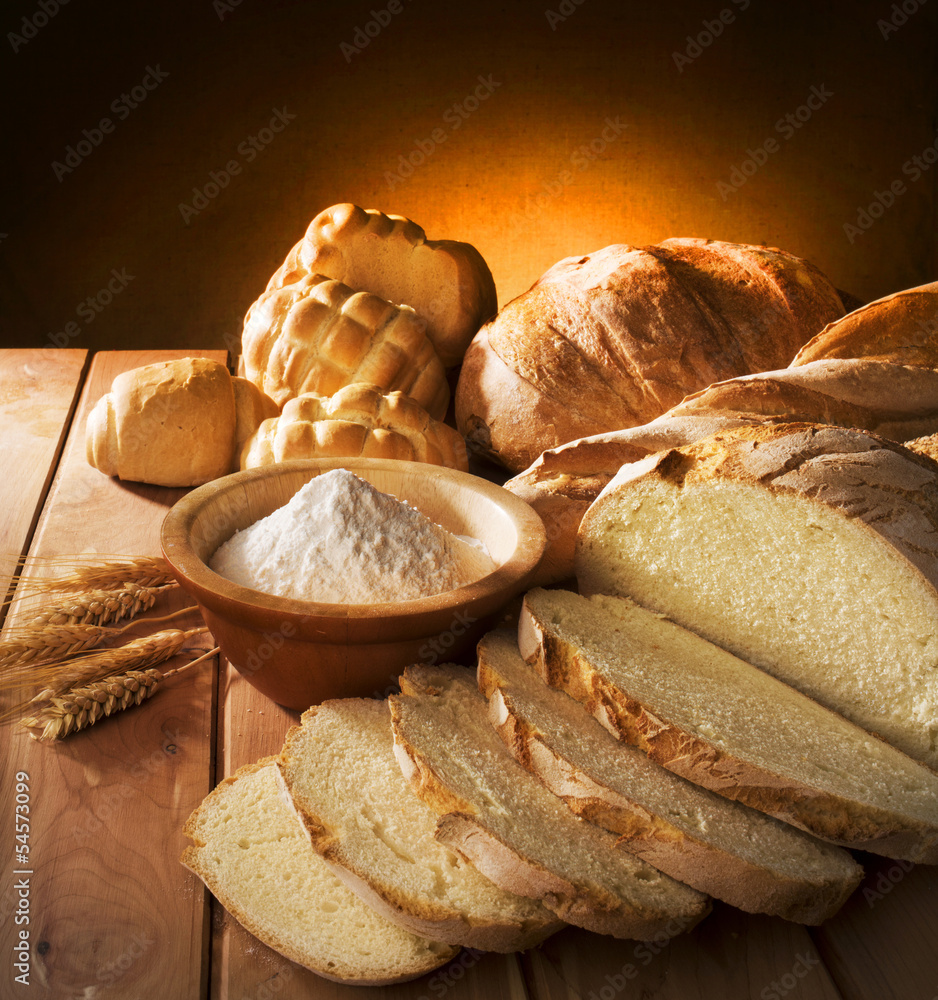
209;468;495;603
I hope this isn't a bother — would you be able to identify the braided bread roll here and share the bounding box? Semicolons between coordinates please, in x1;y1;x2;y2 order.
241;382;468;472
266;203;497;367
242;273;449;417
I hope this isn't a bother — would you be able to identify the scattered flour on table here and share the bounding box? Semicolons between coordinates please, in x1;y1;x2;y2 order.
209;468;496;603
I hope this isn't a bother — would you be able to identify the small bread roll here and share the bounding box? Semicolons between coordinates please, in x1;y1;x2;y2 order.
86;358;278;487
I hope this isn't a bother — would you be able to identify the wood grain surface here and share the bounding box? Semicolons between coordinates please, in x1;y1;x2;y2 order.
0;349;87;625
2;351;937;1000
0;350;224;1000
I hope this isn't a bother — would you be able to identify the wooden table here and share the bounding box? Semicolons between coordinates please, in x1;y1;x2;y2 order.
1;349;936;1000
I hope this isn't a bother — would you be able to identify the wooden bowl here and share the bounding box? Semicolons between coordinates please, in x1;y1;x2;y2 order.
160;458;546;709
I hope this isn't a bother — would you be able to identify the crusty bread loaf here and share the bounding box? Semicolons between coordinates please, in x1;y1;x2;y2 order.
266;203;497;367
519;588;938;864
181;758;457;986
277;697;562;952
575;422;938;771
507;359;938;583
85;357;277;487
389;664;711;939
791;280;938;367
477;629;863;924
242;271;450;416
455;239;844;472
241;382;468;471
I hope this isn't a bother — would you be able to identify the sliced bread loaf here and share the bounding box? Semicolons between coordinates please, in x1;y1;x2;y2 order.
575;422;938;770
389;664;711;939
277;698;561;952
181;759;457;986
519;587;938;864
477;629;863;923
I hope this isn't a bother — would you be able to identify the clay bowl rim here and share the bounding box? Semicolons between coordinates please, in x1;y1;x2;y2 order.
160;457;547;631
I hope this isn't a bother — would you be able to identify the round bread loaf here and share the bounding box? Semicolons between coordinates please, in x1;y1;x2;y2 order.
791;280;938;367
455;239;844;472
506;358;938;584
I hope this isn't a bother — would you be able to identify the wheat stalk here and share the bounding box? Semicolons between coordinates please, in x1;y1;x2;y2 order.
0;606;199;670
22;556;176;594
17;583;173;630
19;630;216;741
22;627;207;702
23;669;164;741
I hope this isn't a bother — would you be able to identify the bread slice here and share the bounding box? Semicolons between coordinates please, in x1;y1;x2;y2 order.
519;587;938;864
389;664;711;939
277;698;561;952
477;629;863;923
181;759;456;986
575;422;938;770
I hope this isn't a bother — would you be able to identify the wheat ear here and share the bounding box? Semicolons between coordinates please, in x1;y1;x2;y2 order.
19;556;176;594
20;631;215;741
17;583;173;629
0;606;199;670
24;669;164;741
22;627;207;703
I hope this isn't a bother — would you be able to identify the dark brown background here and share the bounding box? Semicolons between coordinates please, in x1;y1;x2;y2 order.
2;0;936;354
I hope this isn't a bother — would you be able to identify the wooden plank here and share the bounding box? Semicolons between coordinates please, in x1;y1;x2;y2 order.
811;856;938;1000
0;349;88;624
522;905;844;1000
0;350;225;1000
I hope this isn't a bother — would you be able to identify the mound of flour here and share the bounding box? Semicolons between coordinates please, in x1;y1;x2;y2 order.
209;468;495;604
